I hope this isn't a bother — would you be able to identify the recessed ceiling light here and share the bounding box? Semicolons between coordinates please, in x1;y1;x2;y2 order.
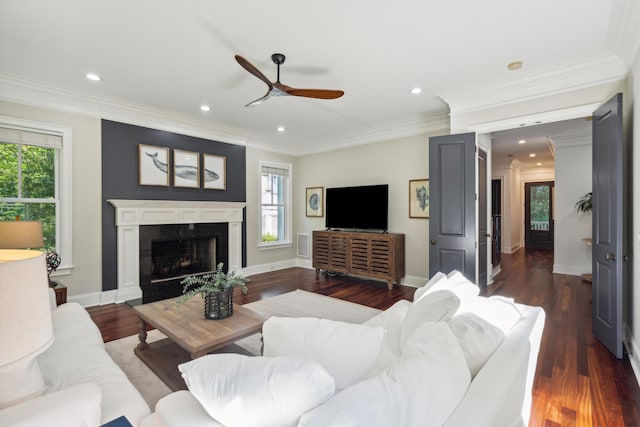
507;61;523;71
518;139;526;144
200;105;210;112
529;153;536;158
536;162;542;166
277;126;285;132
410;88;422;95
86;73;101;81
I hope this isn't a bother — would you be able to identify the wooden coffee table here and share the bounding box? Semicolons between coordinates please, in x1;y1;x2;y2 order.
133;295;266;390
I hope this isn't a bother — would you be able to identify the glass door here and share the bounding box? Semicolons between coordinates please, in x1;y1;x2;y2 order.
524;181;554;249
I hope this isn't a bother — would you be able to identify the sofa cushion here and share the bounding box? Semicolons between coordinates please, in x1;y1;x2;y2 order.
413;272;447;302
262;317;383;390
299;322;471;427
0;383;102;427
179;354;335;427
448;313;505;377
400;290;460;347
457;295;522;334
37;302;150;425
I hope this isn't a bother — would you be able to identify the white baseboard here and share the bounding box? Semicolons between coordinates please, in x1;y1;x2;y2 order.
552;264;590;276
241;258;300;276
401;275;427;288
625;325;640;388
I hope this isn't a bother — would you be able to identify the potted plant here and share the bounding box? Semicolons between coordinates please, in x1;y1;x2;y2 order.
575;192;592;213
180;262;249;320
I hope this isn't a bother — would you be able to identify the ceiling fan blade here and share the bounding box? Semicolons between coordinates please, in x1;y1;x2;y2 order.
275;82;344;100
245;92;271;107
235;55;273;89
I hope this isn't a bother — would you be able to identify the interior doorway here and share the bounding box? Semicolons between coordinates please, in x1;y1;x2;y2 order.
524;181;554;249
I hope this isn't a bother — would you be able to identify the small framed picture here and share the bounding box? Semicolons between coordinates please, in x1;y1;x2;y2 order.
139;144;170;186
306;187;323;217
173;149;200;188
409;179;429;218
203;154;226;190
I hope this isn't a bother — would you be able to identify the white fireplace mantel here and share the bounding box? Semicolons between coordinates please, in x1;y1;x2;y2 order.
108;199;246;302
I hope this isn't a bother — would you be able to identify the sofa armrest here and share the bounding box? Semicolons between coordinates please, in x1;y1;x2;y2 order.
142;391;223;427
0;383;102;427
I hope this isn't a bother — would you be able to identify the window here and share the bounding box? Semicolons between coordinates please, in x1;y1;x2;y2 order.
0;116;72;272
259;161;291;248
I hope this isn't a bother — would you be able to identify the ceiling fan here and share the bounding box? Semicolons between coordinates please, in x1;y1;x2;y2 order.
234;53;344;107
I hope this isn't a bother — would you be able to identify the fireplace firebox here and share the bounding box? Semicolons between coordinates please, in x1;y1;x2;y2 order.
140;223;228;303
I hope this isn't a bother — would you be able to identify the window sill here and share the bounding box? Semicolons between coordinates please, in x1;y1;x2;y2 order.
257;241;292;251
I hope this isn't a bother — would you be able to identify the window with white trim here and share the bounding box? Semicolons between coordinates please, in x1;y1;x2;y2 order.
0;117;72;272
259;161;292;248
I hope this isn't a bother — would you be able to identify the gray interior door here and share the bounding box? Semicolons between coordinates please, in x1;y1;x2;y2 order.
592;93;625;359
478;149;488;287
428;132;476;282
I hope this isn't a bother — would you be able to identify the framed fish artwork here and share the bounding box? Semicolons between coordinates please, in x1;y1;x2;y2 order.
203;154;226;190
173;149;200;188
139;144;170;186
409;179;429;218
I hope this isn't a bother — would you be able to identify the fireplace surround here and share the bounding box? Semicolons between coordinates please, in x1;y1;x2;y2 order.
108;200;245;303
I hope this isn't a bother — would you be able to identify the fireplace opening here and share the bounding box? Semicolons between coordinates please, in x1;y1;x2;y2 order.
151;237;216;283
139;223;228;304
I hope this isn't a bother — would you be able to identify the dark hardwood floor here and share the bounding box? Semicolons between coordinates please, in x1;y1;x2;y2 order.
88;248;640;426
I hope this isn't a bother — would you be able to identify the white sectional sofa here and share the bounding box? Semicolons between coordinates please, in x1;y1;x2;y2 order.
0;291;151;427
140;271;546;427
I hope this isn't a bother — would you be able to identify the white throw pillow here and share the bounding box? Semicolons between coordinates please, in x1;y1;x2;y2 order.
413;272;448;302
448;313;505;377
299;322;471;427
179;354;335;427
456;296;522;334
400;290;460;347
262;317;383;389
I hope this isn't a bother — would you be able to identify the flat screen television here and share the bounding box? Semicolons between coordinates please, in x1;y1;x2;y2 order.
325;184;388;231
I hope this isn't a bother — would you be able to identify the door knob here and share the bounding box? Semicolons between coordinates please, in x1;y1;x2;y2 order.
605;253;616;261
430;239;436;245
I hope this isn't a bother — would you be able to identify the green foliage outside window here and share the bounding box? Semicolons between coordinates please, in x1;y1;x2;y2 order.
0;142;57;250
530;186;550;223
262;232;278;242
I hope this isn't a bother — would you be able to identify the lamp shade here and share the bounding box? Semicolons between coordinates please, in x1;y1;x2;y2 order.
0;221;44;249
0;249;54;408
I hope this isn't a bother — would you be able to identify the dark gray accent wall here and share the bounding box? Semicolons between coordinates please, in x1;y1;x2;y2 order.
101;120;247;292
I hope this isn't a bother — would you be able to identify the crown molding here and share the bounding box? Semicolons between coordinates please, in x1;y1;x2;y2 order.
0;74;249;146
608;0;640;68
439;52;626;116
287;111;451;156
550;131;592;148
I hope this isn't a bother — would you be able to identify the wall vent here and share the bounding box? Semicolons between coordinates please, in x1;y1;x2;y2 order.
297;233;310;258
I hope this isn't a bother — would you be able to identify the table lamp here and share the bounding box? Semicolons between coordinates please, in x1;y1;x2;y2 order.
0;221;60;286
0;249;54;409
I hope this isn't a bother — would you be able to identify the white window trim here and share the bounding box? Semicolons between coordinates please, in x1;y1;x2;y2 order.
258;160;292;250
0;115;73;275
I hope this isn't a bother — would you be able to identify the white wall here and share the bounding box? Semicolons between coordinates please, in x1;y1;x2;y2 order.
492;160;523;253
627;43;640;384
553;141;592;275
294;133;444;286
0;100;102;298
244;146;297;273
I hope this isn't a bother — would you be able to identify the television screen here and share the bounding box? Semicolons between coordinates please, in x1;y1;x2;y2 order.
325;184;388;231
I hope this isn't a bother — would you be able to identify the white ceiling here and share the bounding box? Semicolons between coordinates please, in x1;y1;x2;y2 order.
0;0;634;155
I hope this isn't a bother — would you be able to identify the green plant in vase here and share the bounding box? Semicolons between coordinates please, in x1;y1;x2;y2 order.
180;262;249;320
575;192;592;213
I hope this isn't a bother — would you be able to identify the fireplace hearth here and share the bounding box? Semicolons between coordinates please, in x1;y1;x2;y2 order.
140;223;228;304
108;200;246;304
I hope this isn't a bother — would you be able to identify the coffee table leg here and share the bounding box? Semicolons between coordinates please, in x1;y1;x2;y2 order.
137;319;149;351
